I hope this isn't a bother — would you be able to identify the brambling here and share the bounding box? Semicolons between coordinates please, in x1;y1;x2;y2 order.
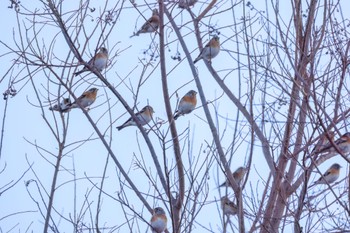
178;0;197;8
150;207;167;233
69;88;98;110
220;196;237;216
311;131;335;154
131;9;159;37
74;47;108;76
49;97;71;113
173;90;197;120
314;163;342;185
193;36;220;64
316;132;350;155
218;166;247;188
116;105;154;131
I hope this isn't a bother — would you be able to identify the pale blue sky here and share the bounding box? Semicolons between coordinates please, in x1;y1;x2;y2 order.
0;0;349;232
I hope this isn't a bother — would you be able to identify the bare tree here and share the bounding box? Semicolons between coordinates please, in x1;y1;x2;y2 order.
1;0;350;232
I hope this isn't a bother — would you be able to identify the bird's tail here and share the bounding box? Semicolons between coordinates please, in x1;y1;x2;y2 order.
315;145;332;154
173;112;181;120
74;68;86;76
129;32;139;38
74;71;81;76
116;125;125;131
312;180;322;186
193;57;200;64
217;182;226;189
49;105;58;111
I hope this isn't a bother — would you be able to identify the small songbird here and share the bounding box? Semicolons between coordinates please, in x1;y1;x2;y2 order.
193;36;220;64
49;97;71;113
150;207;167;233
220;196;237;216
74;47;108;76
173;90;197;120
131;9;159;37
178;0;197;8
116;105;154;131
314;163;342;185
218;167;247;188
311;131;335;154
69;88;98;110
316;132;350;155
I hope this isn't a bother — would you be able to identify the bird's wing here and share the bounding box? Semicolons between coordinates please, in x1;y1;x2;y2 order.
73;93;86;104
322;170;331;177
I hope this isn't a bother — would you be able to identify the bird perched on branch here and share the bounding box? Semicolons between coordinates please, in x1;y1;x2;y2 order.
49;97;71;113
74;47;108;76
193;36;220;64
316;132;350;156
218;167;247;188
221;196;237;216
131;9;159;37
150;207;167;233
313;163;342;185
116;105;154;131
69;88;98;110
174;90;197;120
